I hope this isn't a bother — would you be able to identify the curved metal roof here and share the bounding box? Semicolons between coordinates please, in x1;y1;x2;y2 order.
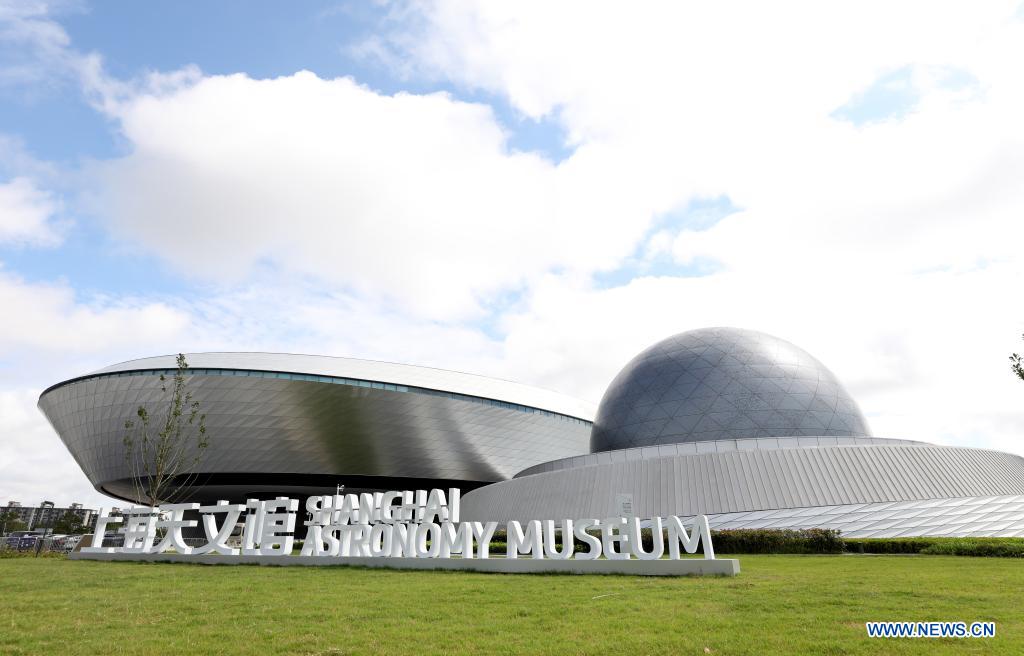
463;443;1024;525
84;352;596;421
515;435;933;478
592;327;871;451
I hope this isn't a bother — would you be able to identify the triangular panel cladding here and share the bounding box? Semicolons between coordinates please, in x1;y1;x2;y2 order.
591;327;871;452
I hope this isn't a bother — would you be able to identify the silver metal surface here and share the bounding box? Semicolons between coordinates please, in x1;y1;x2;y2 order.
89;352;595;420
461;441;1024;535
517;435;930;478
693;495;1024;538
591;327;871;451
39;360;593;504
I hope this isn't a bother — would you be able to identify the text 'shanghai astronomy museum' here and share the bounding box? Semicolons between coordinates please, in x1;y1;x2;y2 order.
39;327;1024;537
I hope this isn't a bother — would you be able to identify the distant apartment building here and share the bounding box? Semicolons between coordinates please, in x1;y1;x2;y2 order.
2;501;96;532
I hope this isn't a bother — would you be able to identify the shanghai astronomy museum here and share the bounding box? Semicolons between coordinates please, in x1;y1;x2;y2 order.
39;327;1024;538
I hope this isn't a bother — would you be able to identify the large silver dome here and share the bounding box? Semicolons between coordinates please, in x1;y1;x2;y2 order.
590;327;871;451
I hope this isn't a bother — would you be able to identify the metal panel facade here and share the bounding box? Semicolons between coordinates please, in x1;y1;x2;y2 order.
461;443;1024;524
39;361;593;504
591;327;871;451
87;352;595;420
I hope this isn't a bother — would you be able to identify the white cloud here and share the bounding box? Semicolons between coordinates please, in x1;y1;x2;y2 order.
82;71;676;320
0;0;79;93
354;0;1024;460
0;272;188;368
0;388;112;510
0;176;62;246
0;270;193;509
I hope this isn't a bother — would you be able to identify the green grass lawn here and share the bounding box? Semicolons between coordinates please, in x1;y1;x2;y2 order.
1;554;1019;655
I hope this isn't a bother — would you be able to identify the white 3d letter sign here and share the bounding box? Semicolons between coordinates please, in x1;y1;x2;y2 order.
82;488;723;573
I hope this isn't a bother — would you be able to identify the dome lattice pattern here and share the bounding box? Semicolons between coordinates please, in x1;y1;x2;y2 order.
591;327;871;452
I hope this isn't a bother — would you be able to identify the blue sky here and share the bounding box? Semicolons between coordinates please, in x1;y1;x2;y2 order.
5;2;387;160
3;1;574;161
1;2;400;302
0;1;576;303
2;1;1024;508
0;0;939;307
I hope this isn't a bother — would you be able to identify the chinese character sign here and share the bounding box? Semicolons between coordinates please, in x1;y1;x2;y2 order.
83;488;716;561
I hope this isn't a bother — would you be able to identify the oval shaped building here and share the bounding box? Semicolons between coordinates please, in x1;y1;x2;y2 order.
38;353;594;504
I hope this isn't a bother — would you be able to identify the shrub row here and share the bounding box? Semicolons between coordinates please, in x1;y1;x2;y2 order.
711;528;844;554
843;537;937;554
845;537;1024;557
482;529;1024;557
487;527;844;555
